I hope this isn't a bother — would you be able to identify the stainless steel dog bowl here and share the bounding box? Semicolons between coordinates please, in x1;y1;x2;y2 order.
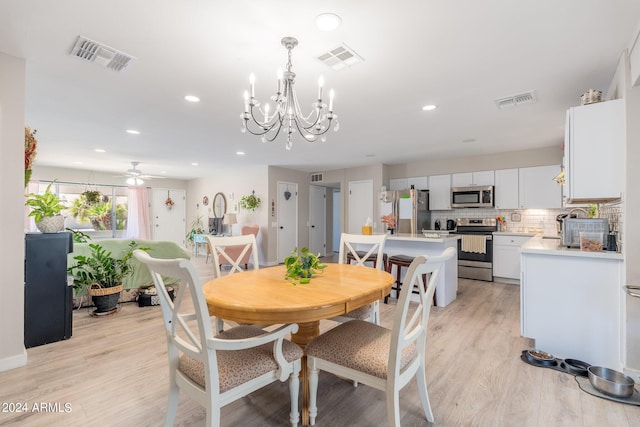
587;366;635;398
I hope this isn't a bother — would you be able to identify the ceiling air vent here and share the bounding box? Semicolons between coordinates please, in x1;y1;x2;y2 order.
310;173;324;183
495;91;537;109
317;43;364;71
69;36;135;72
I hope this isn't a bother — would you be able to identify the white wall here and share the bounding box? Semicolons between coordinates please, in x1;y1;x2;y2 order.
187;165;269;263
0;52;27;371
387;146;562;179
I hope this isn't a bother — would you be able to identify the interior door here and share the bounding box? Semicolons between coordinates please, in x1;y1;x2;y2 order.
309;185;326;257
277;182;298;263
152;188;186;245
348;180;373;234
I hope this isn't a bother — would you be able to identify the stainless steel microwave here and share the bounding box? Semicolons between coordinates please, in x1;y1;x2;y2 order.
451;186;494;208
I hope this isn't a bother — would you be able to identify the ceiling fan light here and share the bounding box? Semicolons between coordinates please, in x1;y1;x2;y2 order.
126;177;144;186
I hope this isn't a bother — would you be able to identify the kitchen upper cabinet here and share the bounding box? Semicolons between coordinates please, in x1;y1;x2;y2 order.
451;170;494;187
518;165;562;209
565;99;625;202
407;176;428;190
493;234;532;280
428;174;452;210
494;169;519;209
389;178;408;191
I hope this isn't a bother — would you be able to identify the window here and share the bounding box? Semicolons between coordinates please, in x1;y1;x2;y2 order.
31;181;129;240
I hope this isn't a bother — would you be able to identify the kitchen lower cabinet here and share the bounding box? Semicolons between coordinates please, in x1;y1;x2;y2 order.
520;243;623;370
493;234;532;280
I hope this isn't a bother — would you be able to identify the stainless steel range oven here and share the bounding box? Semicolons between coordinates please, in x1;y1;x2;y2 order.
453;218;497;282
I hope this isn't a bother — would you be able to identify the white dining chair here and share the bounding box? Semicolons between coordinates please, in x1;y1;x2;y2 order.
133;250;303;427
206;234;259;278
331;233;387;325
306;246;456;427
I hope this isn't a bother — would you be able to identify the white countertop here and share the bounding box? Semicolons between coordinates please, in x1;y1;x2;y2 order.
493;231;537;237
386;232;460;243
520;236;623;260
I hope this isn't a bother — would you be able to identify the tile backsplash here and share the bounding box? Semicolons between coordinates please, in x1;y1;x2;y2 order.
431;208;565;235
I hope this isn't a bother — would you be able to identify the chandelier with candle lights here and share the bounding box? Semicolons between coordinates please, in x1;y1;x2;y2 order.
241;37;339;150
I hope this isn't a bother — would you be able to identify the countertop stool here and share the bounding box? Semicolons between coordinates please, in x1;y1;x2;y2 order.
386;254;437;306
346;250;388;271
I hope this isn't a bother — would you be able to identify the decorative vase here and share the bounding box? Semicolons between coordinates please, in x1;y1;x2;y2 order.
36;215;65;233
387;228;394;235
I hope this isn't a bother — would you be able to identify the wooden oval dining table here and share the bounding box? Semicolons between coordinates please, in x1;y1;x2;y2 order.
202;263;394;426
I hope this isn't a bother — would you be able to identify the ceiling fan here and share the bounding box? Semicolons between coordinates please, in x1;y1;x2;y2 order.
120;162;165;185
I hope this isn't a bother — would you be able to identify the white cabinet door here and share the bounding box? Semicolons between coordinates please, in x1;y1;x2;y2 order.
451;173;473;188
473;170;495;186
451;171;494;187
494;169;519;209
566;99;625;201
493;235;532;280
407;176;428;190
389;178;408;191
428;174;452;210
518;165;562;209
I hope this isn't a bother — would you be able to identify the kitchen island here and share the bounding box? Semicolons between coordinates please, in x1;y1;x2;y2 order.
520;236;624;370
377;233;459;307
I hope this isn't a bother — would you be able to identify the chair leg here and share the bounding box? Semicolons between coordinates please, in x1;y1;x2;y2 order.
165;381;179;427
215;318;225;334
372;300;380;325
289;368;300;427
308;359;319;425
416;364;434;423
386;385;401;427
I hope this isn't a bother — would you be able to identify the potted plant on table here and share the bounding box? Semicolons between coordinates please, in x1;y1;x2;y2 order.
284;247;327;285
25;181;66;233
67;240;149;315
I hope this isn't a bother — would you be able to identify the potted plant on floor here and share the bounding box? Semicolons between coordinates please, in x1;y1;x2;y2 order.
284;247;327;285
25;181;66;233
67;240;149;315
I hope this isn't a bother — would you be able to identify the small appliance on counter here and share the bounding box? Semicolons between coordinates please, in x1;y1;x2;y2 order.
434;219;441;230
446;219;456;231
561;218;609;249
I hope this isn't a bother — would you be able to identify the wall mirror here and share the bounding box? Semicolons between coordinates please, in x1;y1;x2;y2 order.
213;192;227;218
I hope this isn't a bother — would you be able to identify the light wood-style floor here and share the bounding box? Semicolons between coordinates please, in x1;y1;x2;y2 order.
2;254;639;426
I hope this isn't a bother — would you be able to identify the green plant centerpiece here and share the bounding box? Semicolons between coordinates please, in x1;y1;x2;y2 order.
67;240;149;314
25;181;66;233
239;190;261;212
284;247;327;285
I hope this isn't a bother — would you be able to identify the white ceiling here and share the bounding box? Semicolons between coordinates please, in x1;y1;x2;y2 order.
1;1;639;180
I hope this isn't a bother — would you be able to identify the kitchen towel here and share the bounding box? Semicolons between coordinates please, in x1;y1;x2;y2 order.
461;235;486;254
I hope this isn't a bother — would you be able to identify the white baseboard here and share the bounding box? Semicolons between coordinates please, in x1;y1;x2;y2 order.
0;348;27;372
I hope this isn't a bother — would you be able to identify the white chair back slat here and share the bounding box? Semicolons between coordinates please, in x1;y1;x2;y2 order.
206;234;259;277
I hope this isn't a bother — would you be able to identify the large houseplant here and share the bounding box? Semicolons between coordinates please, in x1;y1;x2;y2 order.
25;181;66;233
284;247;327;285
68;240;149;314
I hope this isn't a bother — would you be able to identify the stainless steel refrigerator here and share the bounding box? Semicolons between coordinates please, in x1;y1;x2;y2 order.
379;189;431;234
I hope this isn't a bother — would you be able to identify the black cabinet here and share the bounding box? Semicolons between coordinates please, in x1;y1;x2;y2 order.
24;232;73;348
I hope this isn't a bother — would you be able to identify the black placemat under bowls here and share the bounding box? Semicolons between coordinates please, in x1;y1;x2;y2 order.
575;376;640;406
520;350;590;377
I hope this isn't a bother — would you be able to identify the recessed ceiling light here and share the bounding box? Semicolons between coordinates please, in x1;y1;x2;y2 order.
365;154;376;158
94;148;106;153
184;95;200;103
315;13;342;31
422;105;437;111
191;162;199;166
126;129;140;135
236;151;245;156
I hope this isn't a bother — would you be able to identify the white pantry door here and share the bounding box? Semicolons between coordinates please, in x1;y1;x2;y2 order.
309;185;326;257
152;188;186;246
